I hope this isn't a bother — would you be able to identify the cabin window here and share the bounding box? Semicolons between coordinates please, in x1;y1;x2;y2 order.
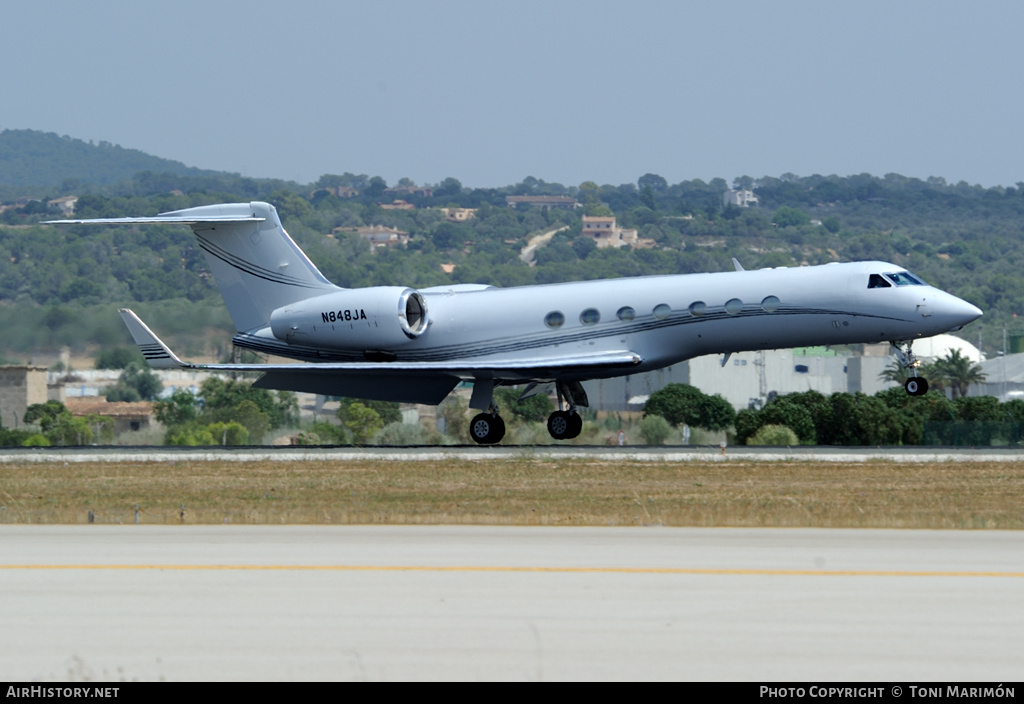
653;303;671;320
616;306;635;322
689;301;706;317
725;298;743;315
761;295;780;313
544;311;565;328
580;308;600;325
868;274;891;289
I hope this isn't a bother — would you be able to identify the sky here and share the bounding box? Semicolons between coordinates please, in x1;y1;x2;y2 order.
4;1;1024;189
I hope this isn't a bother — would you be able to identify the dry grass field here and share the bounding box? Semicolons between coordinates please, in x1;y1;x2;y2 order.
2;458;1023;529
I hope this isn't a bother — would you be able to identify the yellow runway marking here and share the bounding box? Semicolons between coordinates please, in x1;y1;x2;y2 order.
1;564;1022;577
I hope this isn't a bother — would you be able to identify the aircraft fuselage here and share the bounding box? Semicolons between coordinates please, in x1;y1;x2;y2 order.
235;260;980;383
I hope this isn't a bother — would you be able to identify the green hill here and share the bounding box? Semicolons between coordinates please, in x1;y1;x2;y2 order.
0;129;219;188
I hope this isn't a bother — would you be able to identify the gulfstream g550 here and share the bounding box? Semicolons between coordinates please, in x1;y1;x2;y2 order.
47;201;982;443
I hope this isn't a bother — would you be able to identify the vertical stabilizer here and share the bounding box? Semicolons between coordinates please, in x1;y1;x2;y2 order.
162;201;339;332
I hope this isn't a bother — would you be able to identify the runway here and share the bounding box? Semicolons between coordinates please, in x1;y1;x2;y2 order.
1;526;1021;681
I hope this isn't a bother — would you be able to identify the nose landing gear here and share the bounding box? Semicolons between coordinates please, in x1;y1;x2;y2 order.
891;341;929;396
904;376;929;396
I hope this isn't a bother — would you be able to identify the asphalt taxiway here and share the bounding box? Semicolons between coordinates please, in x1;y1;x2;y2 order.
1;526;1021;681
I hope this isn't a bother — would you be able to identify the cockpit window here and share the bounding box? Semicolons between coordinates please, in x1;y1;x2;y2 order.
885;271;925;286
868;274;891;289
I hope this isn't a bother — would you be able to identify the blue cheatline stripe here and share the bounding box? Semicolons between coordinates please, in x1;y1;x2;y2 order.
230;306;912;364
196;235;328;289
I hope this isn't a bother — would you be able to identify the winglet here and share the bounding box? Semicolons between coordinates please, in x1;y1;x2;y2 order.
118;309;191;370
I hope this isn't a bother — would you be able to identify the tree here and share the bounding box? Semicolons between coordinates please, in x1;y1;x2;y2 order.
337;398;401;426
434;177;463;198
23;401;99;445
365;176;387;198
344;402;383;443
207;421;249;446
930;349;986;399
758;397;815;443
638;414;672;445
771;206;811;228
644;384;735;430
153;389;199;427
494;387;553;423
879;359;913;386
747;424;799;446
438;396;469;442
639;185;656;210
23;400;71;432
94;347;142;370
638;173;668;192
105;362;162;402
225;400;270;444
571;236;597;260
200;378;297;429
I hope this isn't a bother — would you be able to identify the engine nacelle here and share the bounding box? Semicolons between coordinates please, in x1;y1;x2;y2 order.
270;287;428;350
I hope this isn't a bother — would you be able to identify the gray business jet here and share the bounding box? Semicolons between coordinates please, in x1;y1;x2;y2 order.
48;201;982;443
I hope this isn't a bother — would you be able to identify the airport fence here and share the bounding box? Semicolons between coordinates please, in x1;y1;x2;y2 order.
921;421;1024;446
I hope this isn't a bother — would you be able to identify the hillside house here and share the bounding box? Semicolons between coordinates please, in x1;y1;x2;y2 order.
582;216;638;248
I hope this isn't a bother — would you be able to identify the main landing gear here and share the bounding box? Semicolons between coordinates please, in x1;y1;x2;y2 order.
467;378;507;445
546;381;586;440
467;380;589;444
891;340;929;397
469;411;505;445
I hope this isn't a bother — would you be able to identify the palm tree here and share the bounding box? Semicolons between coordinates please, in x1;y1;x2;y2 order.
930;349;986;399
879;358;941;393
879;359;912;385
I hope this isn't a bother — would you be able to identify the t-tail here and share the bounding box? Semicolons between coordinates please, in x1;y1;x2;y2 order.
50;201;339;332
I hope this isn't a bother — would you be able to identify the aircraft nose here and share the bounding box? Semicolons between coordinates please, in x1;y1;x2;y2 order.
934;293;982;331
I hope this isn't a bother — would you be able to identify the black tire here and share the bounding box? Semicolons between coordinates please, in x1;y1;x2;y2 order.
469;413;505;444
566;411;583;439
547;410;572;440
905;377;929;396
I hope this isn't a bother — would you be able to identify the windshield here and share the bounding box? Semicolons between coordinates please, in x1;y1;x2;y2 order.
885;271;926;286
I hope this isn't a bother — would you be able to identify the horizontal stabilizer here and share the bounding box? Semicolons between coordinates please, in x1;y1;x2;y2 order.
44;215;264;226
118;309;188;369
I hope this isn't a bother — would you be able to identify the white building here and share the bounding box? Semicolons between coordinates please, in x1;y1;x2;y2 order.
723;189;759;208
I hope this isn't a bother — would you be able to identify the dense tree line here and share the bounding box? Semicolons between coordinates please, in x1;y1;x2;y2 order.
639;381;1024;447
3;133;1023;360
731;388;1024;446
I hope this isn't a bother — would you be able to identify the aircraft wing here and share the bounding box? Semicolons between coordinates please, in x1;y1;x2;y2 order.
120;309;643;403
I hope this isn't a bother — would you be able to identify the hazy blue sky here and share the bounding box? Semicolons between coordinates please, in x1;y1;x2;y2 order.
5;1;1023;188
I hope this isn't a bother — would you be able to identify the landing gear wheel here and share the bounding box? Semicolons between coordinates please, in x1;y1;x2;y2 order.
547;410;582;440
469;413;505;444
905;377;929;396
567;411;583;439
